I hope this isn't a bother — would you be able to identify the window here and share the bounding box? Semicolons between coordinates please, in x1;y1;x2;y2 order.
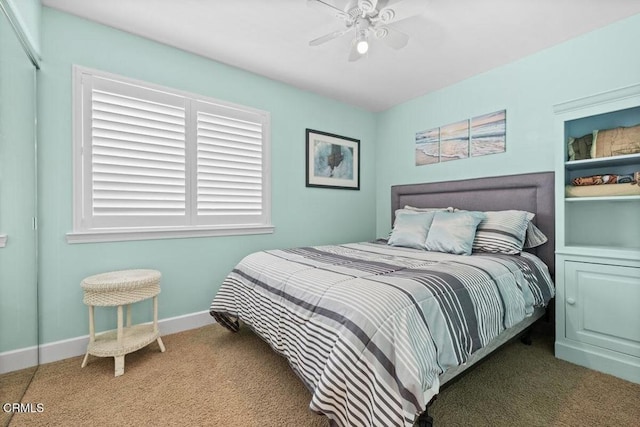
68;66;272;243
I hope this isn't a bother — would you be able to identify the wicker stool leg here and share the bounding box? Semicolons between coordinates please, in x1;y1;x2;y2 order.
153;295;166;353
81;352;90;368
115;305;124;377
114;355;125;377
81;305;95;368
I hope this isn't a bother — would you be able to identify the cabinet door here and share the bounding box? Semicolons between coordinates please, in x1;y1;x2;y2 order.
565;261;640;357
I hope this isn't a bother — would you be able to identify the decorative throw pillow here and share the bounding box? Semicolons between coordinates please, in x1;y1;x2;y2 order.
424;211;486;255
388;211;436;250
472;210;534;254
387;208;449;239
523;221;548;249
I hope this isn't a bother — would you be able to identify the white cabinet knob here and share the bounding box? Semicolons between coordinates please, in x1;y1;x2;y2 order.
567;297;576;305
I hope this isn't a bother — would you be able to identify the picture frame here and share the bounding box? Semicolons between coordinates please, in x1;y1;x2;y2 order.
305;128;360;190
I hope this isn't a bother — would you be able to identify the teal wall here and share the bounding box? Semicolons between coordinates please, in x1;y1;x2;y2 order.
37;8;376;345
374;13;640;237
6;6;638;351
0;6;38;353
1;0;41;58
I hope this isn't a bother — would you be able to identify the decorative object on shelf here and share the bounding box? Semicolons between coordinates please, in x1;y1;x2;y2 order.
305;128;360;190
565;184;640;198
593;124;640;158
566;170;640;198
572;172;639;186
567;123;640;161
307;0;426;62
567;133;593;161
415;109;506;166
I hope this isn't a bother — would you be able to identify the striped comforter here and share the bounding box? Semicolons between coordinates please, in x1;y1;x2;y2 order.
209;241;554;427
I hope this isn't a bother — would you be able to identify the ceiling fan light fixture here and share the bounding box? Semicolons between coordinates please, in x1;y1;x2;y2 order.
356;38;369;54
308;0;424;61
354;16;370;56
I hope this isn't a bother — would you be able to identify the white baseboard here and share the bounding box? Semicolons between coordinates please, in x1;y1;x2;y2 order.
555;340;640;384
0;310;215;374
0;346;38;375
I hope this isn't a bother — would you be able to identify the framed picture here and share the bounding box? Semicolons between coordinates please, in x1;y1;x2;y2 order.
306;129;360;190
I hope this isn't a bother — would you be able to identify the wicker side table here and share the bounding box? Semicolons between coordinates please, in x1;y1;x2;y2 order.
80;269;166;376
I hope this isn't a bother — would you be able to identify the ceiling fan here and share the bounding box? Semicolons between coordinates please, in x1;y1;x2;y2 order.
308;0;426;61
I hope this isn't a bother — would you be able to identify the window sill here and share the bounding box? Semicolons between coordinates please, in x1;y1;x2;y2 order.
66;224;274;244
0;234;6;248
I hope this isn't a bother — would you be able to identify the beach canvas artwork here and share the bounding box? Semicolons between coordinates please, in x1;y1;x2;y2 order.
416;109;506;166
470;110;506;157
440;120;469;163
415;127;440;165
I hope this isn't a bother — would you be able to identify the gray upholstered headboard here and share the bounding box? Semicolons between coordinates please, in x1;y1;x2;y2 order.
391;172;555;278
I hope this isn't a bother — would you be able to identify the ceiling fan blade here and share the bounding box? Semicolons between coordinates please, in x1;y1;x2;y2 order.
357;0;379;14
374;25;409;50
309;28;351;46
348;40;364;62
378;0;427;24
307;0;350;20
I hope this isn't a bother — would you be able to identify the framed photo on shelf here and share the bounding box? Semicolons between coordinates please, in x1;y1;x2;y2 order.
305;128;360;190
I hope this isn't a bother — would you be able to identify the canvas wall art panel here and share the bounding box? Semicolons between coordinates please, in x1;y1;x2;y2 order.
440;119;470;162
415;127;440;165
470;110;506;157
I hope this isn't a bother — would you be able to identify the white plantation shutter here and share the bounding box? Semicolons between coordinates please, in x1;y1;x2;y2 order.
195;101;266;225
85;76;187;229
72;66;271;242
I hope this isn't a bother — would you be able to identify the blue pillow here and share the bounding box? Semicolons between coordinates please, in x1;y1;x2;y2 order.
388;211;436;250
425;211;486;255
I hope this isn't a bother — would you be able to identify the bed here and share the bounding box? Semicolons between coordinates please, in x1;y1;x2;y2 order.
210;171;555;427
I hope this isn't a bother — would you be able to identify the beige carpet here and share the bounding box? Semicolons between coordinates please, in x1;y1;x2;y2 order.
6;322;640;427
0;367;37;427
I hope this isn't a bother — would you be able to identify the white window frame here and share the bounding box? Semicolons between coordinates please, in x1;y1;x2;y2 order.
67;66;273;244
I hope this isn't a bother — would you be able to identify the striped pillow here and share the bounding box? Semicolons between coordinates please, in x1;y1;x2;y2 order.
472;210;534;254
403;205;454;213
523;221;548;249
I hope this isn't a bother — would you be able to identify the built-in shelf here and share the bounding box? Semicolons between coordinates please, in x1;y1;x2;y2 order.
565;153;640;170
557;245;640;262
565;195;640;202
554;84;640;385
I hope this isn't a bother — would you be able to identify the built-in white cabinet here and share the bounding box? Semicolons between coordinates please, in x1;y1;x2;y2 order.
553;84;640;384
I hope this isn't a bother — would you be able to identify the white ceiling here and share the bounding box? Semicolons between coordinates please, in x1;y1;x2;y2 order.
42;0;640;112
